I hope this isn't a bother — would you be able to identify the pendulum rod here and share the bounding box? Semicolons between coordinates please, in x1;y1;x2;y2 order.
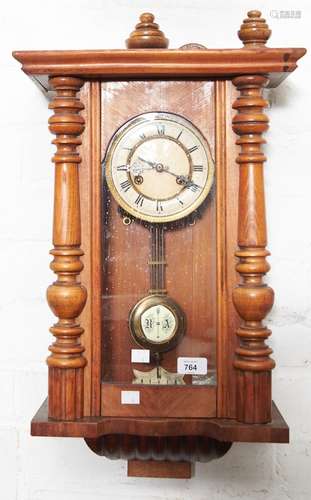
149;224;166;295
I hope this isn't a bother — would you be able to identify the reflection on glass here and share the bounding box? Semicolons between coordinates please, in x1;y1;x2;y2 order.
101;111;217;387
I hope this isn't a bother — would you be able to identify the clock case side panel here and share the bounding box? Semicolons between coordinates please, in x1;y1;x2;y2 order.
79;81;102;417
215;80;240;419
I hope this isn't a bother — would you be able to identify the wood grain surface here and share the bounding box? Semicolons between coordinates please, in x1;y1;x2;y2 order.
79;82;102;417
126;12;169;49
215;80;240;418
13;47;306;91
127;460;193;479
101;384;217;418
31;398;289;443
46;76;87;420
232;74;275;424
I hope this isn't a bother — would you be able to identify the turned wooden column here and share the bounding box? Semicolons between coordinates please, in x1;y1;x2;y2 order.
232;73;275;424
47;76;87;420
232;11;275;424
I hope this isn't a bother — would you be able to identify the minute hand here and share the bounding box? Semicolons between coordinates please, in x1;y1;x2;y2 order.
164;170;202;189
138;157;202;189
184;179;202;190
138;157;183;178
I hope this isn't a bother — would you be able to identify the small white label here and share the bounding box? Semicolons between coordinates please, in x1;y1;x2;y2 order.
177;357;208;375
131;349;150;363
121;390;140;405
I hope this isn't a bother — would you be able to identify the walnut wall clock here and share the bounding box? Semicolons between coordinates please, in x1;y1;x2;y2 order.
13;10;306;479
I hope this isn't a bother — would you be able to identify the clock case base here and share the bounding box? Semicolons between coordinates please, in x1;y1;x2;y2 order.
32;399;288;477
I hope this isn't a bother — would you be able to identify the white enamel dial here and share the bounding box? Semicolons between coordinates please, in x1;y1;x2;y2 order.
104;112;214;222
141;304;176;344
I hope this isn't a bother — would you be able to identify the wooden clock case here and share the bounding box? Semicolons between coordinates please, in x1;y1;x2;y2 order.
13;11;306;478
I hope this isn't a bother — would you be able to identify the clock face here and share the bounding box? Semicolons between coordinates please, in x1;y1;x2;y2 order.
104;112;214;222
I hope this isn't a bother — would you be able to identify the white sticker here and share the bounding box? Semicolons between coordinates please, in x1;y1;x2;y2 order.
177;357;208;375
121;390;140;405
131;349;150;363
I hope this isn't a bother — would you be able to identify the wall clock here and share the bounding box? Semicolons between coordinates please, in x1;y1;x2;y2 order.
13;10;306;479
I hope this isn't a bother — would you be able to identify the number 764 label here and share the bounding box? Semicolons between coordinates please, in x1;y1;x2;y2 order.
177;357;208;375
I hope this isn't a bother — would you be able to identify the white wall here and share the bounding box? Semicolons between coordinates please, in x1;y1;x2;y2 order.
0;1;310;499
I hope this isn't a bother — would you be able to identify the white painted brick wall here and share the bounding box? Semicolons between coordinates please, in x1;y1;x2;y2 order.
0;1;310;499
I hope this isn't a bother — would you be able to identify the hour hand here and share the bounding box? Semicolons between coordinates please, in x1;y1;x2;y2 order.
138;156;156;168
130;159;153;175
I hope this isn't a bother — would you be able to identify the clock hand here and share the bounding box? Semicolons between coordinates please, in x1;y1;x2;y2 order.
129;161;153;175
162;168;203;189
184;177;203;188
136;158;202;188
145;163;190;184
160;169;193;187
137;158;188;181
163;169;187;181
138;157;177;174
138;157;169;173
138;157;156;168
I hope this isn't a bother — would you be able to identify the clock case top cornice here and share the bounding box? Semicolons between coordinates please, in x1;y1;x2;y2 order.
13;10;306;92
13;47;306;92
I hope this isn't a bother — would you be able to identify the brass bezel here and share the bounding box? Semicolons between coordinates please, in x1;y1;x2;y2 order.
129;294;186;353
104;111;215;223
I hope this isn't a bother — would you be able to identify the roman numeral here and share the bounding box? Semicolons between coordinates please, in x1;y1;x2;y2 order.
135;194;145;207
193;165;203;172
157;124;165;136
156;200;164;212
187;182;200;193
120;179;132;192
122;146;132;151
187;145;199;154
139;133;146;140
176;130;183;141
177;198;184;206
116;165;128;171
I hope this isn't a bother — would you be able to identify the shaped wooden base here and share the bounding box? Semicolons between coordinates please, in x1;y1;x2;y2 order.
32;399;288;446
31;399;288;478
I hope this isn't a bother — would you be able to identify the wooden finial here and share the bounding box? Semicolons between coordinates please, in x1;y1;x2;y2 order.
238;10;271;47
126;12;169;49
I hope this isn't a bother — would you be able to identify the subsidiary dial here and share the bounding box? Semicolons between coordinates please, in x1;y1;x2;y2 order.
104;112;214;223
141;304;176;343
129;295;186;353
